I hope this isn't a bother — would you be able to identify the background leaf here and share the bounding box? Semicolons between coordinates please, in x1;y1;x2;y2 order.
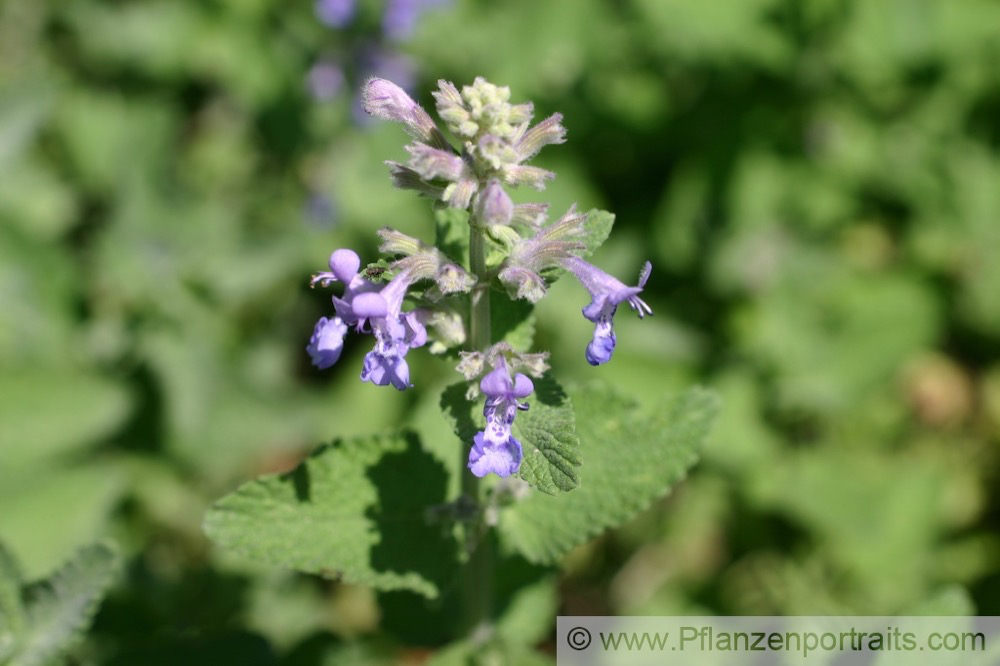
14;541;120;666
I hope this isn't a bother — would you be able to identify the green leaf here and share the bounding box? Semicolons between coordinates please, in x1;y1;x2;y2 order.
512;377;581;493
440;376;581;495
0;466;125;580
498;384;718;563
0;86;53;170
491;291;535;352
578;208;615;257
0;370;131;470
204;432;460;599
435;207;470;267
14;541;120;666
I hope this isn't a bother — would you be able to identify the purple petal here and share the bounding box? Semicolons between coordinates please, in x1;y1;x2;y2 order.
586;325;616;366
329;248;361;283
360;351;411;390
351;292;389;319
637;261;652;289
480;365;513;397
402;311;427;348
307;317;347;369
512;373;533;398
468;431;522;478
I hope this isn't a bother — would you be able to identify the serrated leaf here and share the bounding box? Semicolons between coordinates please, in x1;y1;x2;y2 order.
435;207;470;267
440;377;581;495
498;384;718;563
204;432;460;599
511;378;581;493
579;208;615;257
0;466;125;580
13;541;119;666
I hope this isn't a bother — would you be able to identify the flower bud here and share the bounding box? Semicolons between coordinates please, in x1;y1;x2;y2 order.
424;310;466;353
475;134;518;171
442;176;477;209
476;180;513;227
385;161;446;199
503;165;555;191
376;227;422;256
435;263;476;295
512;202;549;228
362;77;445;148
514;352;550;377
406;143;464;181
514;113;567;161
456;351;485;380
498;264;547;303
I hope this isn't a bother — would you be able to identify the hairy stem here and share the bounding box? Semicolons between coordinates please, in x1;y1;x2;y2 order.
460;219;493;638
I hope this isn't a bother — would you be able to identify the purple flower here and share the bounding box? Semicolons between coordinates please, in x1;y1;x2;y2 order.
356;270;427;390
308;249;426;389
561;257;653;366
307;61;345;102
312;249;374;321
476;179;513;226
315;0;355;27
307;316;348;369
382;0;449;40
468;361;533;478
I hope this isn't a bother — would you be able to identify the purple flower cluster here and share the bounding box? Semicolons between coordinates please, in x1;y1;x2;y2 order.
468;361;533;478
307;249;426;390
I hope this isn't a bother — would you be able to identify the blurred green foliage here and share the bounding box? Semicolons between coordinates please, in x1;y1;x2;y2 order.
1;0;998;663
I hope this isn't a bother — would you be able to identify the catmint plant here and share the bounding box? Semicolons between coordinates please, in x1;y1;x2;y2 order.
206;76;717;650
308;76;653;478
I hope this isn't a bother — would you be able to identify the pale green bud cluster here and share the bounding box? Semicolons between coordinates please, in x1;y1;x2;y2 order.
434;78;532;141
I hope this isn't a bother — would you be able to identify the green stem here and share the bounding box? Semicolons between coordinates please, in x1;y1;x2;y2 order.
461;219;493;638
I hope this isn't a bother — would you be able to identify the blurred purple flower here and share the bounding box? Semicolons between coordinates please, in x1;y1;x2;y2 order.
315;0;355;28
383;0;449;40
303;193;338;229
307;61;345;102
307;316;348;369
